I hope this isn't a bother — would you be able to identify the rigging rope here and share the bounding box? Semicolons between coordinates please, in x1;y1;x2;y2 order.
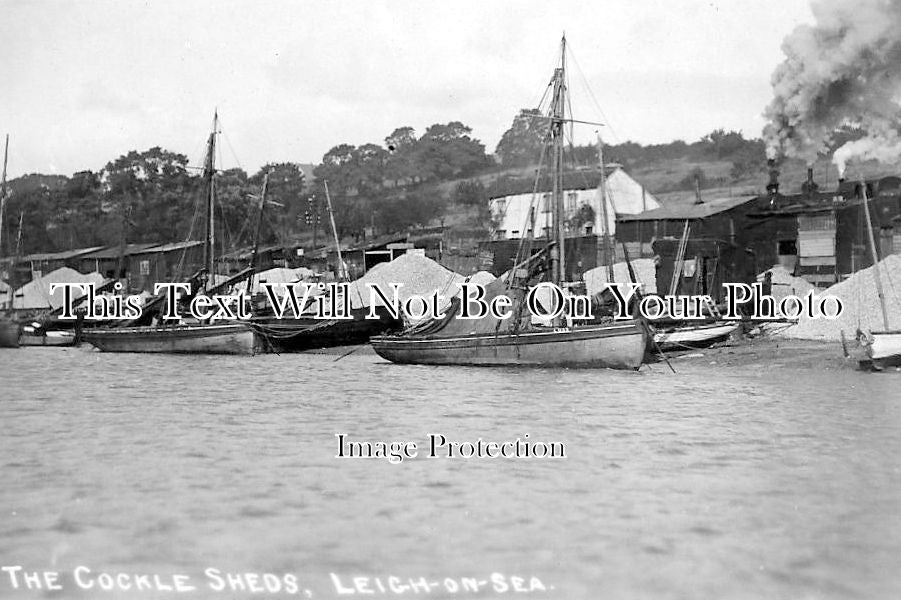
566;41;621;145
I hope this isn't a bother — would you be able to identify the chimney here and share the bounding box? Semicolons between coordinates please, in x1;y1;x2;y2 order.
766;159;780;199
803;167;819;200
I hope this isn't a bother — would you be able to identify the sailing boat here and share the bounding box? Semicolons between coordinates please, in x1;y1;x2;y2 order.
0;134;20;348
370;37;648;369
251;180;402;352
857;181;901;370
81;112;259;355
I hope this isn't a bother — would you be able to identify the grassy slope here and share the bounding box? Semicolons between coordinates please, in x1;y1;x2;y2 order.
307;154;901;251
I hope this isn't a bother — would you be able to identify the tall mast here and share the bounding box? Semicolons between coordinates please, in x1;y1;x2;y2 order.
0;134;8;259
203;111;218;287
861;180;890;330
15;212;23;256
597;132;614;284
550;35;567;288
323;180;347;281
247;170;270;294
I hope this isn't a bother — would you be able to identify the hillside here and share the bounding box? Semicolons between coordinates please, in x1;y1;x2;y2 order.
6;130;901;259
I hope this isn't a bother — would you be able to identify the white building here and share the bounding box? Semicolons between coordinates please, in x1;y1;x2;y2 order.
489;167;661;239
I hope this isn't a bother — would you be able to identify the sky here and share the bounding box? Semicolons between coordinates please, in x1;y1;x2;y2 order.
0;0;816;179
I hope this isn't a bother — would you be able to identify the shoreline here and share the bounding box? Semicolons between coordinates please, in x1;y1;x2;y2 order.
660;335;855;370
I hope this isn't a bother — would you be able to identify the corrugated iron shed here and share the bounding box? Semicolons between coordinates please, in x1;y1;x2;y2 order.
618;195;757;221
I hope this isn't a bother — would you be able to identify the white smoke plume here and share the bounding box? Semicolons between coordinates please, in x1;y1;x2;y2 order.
763;0;901;173
833;133;901;176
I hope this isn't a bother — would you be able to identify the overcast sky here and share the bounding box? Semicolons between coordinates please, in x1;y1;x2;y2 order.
1;0;815;178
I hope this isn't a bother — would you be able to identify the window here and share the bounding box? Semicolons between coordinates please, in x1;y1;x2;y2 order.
777;240;798;255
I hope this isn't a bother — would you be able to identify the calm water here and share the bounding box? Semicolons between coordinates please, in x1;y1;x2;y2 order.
0;346;899;600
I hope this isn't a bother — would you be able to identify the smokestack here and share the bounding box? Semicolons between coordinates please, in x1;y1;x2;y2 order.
766;159;780;199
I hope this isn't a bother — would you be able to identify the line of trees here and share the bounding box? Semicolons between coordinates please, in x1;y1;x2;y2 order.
493;109;767;181
311;121;491;238
0;148;305;257
1;111;777;257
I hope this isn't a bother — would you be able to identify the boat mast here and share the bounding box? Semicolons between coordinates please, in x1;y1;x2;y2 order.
323;180;347;281
597;132;614;284
203;111;218;288
550;36;567;288
0;134;8;259
14;212;22;257
247;169;270;294
860;180;890;330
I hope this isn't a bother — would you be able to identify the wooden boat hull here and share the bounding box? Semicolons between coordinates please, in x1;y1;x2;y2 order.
860;330;901;370
0;319;20;348
868;331;901;361
253;306;402;352
19;330;77;347
371;321;647;369
653;322;740;352
82;323;258;355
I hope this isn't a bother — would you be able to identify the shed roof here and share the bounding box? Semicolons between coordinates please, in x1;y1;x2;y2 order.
76;243;161;260
135;241;203;254
617;195;756;222
344;233;408;252
19;246;105;262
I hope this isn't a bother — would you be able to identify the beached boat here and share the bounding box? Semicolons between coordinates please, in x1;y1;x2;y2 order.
19;324;77;347
372;37;648;370
864;330;901;367
653;321;740;352
81;112;260;355
82;323;256;354
253;305;401;352
252;181;402;352
856;181;901;370
372;319;647;369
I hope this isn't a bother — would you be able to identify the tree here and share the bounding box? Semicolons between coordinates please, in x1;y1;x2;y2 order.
100;147;194;243
353;143;389;195
372;189;444;232
253;163;306;245
416;122;488;181
66;171;100;199
214;168;256;249
729;141;767;181
384;127;419;186
495;109;548;167
700;129;750;160
453;179;487;207
385;126;416;152
314;144;358;194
